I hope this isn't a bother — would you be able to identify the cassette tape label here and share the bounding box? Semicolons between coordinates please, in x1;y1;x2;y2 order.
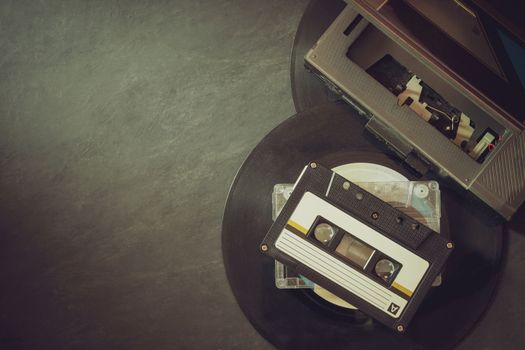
276;229;408;317
287;192;430;297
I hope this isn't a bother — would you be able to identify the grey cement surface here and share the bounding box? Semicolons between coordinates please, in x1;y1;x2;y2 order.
0;0;307;349
2;1;525;350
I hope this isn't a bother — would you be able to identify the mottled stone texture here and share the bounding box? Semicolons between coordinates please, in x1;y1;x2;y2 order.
0;1;306;349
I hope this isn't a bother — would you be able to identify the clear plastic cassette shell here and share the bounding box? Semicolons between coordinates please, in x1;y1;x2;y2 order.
273;181;441;289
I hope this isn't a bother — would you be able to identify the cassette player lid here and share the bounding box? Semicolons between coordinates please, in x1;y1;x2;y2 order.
260;162;453;332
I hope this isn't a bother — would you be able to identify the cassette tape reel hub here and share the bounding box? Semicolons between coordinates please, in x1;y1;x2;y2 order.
313;223;336;244
375;259;397;282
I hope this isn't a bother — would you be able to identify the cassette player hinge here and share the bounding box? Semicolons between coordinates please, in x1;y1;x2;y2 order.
365;117;430;176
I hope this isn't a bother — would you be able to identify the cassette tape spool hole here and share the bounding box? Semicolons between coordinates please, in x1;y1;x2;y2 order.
375;259;397;282
313;223;336;244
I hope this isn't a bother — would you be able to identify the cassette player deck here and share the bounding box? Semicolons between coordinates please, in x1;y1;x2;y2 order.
304;2;525;219
260;163;453;332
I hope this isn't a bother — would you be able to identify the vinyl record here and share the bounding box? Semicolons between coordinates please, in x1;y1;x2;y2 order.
290;0;346;112
222;102;504;350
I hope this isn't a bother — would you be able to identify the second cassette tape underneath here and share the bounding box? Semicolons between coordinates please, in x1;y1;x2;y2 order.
261;163;453;332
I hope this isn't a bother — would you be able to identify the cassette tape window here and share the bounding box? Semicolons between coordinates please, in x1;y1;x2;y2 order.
335;233;374;269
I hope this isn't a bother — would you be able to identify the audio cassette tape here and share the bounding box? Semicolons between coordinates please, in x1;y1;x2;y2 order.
272;179;442;290
260;162;453;332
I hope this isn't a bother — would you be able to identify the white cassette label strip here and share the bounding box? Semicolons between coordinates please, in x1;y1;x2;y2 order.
289;192;429;294
276;229;408;318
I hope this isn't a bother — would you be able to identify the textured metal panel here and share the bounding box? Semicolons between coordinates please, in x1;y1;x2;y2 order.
472;132;525;219
305;5;481;188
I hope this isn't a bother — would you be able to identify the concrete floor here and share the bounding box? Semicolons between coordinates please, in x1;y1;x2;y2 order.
3;1;525;350
0;1;307;349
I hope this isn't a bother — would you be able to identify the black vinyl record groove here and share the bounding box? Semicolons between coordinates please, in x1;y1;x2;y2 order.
222;102;504;350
